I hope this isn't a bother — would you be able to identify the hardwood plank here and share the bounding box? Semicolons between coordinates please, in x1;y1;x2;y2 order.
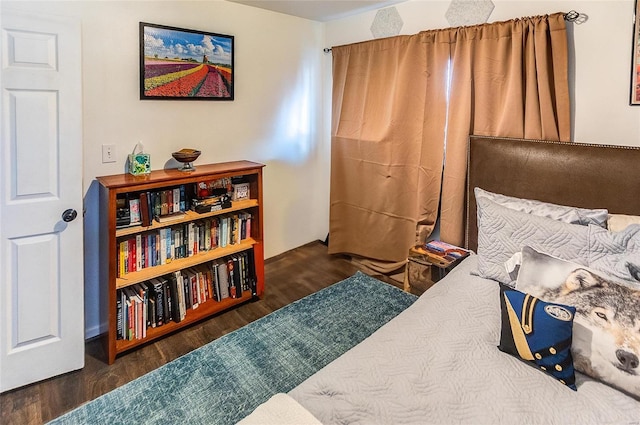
0;240;404;425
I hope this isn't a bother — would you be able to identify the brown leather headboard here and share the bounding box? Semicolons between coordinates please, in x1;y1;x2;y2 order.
466;136;640;252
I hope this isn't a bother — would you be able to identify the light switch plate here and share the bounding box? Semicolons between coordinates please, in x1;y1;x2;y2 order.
102;144;116;163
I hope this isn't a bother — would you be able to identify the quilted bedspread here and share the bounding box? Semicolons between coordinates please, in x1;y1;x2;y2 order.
288;256;640;424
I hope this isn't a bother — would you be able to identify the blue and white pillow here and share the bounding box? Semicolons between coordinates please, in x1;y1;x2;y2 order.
498;284;577;390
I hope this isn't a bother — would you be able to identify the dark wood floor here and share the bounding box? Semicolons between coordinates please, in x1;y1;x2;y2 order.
0;240;402;425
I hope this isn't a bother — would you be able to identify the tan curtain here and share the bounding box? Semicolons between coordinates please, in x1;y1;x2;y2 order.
328;33;451;271
329;13;570;267
440;13;571;246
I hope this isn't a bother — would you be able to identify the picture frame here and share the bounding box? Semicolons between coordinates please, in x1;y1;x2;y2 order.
631;0;640;105
140;22;234;100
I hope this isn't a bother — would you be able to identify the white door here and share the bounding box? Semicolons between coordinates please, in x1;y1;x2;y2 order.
0;9;84;392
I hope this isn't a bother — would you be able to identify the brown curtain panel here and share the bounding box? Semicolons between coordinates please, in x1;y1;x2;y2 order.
328;33;451;270
329;13;570;266
441;13;571;246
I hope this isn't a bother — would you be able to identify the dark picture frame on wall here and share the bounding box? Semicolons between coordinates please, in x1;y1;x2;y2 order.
140;22;234;100
632;0;640;105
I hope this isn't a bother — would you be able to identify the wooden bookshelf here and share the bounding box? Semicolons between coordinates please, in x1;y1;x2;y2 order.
98;161;265;364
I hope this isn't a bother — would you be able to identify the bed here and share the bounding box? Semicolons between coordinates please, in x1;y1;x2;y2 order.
242;136;640;424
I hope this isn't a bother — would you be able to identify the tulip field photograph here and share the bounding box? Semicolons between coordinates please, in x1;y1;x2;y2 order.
140;22;234;100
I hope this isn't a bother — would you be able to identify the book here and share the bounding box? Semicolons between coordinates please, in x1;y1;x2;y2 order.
152;192;161;218
158;276;171;324
424;240;469;258
168;273;182;323
160;191;169;216
215;260;230;301
135;235;142;271
173;187;180;212
246;248;257;296
227;257;242;298
148;297;157;328
179;185;186;211
155;211;186;223
150;278;164;326
129;198;141;224
139;192;151;227
116;293;123;339
174;271;186;321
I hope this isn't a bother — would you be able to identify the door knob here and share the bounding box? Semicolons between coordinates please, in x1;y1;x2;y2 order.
62;209;78;222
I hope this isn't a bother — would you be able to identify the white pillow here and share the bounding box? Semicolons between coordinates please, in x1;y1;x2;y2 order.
475;187;608;228
504;223;640;286
476;196;590;285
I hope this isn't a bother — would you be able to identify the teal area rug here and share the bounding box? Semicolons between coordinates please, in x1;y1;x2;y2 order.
51;272;416;425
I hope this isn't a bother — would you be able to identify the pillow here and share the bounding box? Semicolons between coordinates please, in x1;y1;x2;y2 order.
516;246;640;400
498;283;577;390
475;187;609;228
589;224;640;285
476;196;590;285
503;224;640;287
608;214;640;232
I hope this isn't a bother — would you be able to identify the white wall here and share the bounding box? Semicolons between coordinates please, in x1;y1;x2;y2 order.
3;0;330;338
324;0;640;146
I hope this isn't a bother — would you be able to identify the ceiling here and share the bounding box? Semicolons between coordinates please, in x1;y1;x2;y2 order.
226;0;407;22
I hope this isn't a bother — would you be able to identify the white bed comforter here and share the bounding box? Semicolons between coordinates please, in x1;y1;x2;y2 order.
288;256;640;424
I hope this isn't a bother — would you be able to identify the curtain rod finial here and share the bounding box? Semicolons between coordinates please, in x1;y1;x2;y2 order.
324;48;332;53
564;10;588;24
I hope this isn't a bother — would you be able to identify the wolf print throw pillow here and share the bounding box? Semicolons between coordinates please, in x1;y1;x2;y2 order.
498;284;577;390
516;246;640;400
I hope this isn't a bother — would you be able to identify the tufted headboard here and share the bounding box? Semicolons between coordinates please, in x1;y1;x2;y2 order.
465;136;640;252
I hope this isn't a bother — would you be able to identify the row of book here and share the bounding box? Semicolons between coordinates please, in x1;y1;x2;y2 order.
118;185;188;228
116;250;256;341
117;212;252;277
118;177;237;228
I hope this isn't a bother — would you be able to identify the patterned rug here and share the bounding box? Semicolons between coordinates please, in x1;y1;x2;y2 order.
50;272;417;425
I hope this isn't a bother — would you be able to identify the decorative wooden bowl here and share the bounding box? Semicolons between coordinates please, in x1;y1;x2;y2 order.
172;149;201;172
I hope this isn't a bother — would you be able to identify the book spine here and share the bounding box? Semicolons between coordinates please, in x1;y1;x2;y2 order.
165;227;172;263
136;234;142;271
179;185;186;211
139;192;151;227
162;278;171;324
116;293;123;339
173;187;180;213
129;198;141;224
159;229;167;265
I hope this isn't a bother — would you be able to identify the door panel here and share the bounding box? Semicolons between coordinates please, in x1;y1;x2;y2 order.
11;234;59;349
9;90;59;198
1;9;84;392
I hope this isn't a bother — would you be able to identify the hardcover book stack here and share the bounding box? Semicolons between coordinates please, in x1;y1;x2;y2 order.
116;250;257;341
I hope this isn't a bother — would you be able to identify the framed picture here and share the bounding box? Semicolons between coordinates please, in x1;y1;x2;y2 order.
140;22;234;100
632;0;640;105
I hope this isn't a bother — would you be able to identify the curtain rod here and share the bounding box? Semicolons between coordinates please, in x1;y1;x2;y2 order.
323;10;582;53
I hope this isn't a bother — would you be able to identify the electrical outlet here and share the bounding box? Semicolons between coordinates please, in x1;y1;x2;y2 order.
102;144;116;163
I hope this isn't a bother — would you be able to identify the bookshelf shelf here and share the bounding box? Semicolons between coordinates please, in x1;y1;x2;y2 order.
115;239;257;289
115;199;259;238
98;161;265;364
115;289;252;353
